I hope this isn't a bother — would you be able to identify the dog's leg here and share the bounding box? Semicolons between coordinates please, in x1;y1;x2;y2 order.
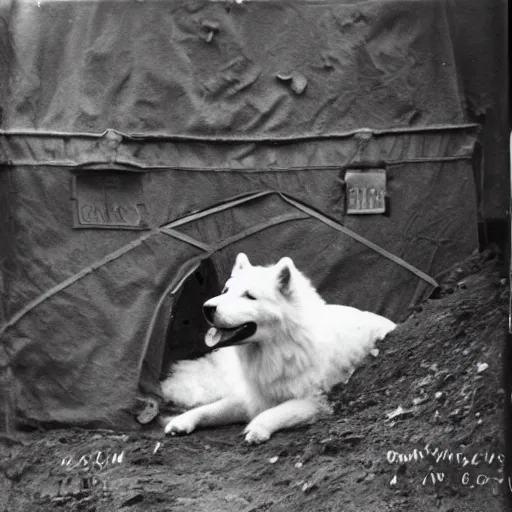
244;398;331;444
164;396;249;436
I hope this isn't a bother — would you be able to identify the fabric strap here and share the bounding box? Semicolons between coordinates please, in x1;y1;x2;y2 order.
278;194;439;288
0;189;438;337
162;188;439;288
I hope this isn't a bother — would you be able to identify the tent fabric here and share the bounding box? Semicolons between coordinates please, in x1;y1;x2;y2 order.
446;0;508;219
1;0;466;135
0;0;485;430
1;0;506;214
1;130;478;429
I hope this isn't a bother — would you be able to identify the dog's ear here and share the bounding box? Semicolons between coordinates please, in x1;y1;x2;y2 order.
276;257;294;296
232;253;251;275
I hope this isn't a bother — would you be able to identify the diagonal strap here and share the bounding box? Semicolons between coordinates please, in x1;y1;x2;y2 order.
164;190;274;229
0;188;437;338
278;193;439;288
0;231;159;338
160;228;212;252
165;188;438;286
209;212;309;253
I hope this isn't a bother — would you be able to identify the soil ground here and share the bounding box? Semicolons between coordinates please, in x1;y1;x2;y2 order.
0;250;509;512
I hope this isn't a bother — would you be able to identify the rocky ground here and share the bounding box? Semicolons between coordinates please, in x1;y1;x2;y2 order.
0;249;509;512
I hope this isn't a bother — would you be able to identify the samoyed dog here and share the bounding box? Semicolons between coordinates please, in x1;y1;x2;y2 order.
161;253;396;444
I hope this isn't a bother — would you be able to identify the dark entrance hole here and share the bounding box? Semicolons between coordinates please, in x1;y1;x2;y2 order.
159;258;220;379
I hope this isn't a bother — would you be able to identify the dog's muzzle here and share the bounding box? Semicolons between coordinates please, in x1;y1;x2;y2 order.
202;303;256;349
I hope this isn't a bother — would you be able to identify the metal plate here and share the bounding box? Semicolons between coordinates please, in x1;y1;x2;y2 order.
71;172;149;230
345;168;387;215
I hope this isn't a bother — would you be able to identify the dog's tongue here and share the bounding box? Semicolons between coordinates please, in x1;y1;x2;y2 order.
205;327;224;348
205;323;256;349
204;326;248;348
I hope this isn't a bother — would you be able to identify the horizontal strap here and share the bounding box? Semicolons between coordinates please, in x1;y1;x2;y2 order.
0;123;480;143
279;193;439;288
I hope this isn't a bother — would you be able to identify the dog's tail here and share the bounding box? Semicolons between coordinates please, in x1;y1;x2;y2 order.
160;350;237;409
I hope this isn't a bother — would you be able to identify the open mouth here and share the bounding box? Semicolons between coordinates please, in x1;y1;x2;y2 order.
204;322;257;349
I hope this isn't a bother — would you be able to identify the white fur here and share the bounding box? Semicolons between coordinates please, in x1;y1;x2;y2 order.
161;253;396;444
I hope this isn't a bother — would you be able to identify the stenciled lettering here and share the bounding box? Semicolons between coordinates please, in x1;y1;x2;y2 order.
79;203;141;226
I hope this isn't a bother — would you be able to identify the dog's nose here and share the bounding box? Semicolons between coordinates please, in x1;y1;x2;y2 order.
203;305;217;323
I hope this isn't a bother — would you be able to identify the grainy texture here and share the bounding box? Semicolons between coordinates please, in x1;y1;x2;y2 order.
0;251;507;512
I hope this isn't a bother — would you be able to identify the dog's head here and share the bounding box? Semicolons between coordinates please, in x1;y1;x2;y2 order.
202;253;297;349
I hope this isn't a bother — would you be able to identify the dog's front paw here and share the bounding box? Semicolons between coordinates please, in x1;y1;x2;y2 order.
243;422;271;445
164;412;197;436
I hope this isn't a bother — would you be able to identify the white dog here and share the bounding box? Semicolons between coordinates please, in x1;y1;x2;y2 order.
161;253;396;444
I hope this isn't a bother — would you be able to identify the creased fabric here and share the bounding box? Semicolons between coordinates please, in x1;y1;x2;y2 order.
0;0;484;430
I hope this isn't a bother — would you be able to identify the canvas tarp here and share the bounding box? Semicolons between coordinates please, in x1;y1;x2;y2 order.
445;0;508;220
0;0;481;431
0;0;506;209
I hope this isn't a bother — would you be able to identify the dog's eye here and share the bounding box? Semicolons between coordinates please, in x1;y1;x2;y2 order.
221;287;228;294
244;292;256;300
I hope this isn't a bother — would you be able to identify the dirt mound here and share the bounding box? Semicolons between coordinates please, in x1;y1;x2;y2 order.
0;251;508;512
